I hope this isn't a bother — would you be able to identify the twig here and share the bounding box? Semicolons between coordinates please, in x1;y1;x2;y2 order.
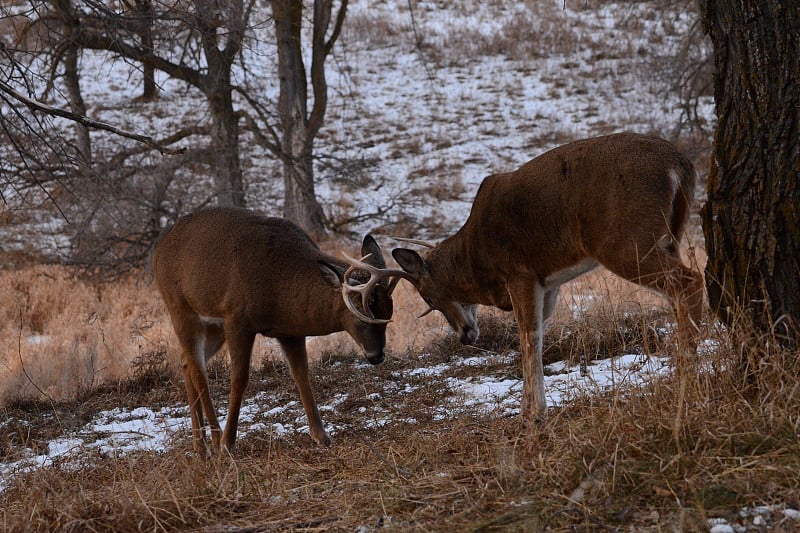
355;434;413;479
16;306;56;404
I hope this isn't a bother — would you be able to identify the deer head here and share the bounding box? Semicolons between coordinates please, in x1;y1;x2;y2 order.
392;245;480;346
319;235;415;364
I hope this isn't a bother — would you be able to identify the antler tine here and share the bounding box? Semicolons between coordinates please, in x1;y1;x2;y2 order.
341;252;418;290
340;252;388;324
340;252;419;324
394;237;437;249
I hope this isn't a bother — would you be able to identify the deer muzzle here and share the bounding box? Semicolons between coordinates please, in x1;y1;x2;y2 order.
364;350;385;365
459;323;479;345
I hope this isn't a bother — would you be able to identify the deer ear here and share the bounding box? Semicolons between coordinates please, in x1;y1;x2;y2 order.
392;248;427;278
361;234;386;268
318;261;345;288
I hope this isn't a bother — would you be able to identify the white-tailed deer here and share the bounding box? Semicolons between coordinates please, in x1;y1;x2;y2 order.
392;132;704;421
153;207;412;453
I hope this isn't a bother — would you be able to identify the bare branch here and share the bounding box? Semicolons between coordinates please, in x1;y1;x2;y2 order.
0;79;185;155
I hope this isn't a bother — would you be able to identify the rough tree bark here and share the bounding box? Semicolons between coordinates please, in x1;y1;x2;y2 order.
700;1;800;344
273;0;346;237
196;0;245;207
132;0;157;100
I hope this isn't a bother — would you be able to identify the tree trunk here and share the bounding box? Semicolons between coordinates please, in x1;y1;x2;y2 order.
273;0;326;237
135;0;157;100
56;0;92;169
208;88;245;207
196;0;245;207
700;1;800;344
63;44;92;168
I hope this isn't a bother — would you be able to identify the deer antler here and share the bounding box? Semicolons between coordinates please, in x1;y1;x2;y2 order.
340;252;418;324
394;237;437;248
418;307;435;318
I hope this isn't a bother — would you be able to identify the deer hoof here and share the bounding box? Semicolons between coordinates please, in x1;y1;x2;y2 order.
314;432;332;448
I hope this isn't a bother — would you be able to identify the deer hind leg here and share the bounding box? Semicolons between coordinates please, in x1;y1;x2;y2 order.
200;319;226;363
278;337;331;447
221;322;255;453
169;311;223;454
613;245;704;351
508;278;548;422
543;286;559;326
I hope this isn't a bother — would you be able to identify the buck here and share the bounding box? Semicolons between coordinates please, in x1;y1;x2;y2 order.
392;132;704;421
153;207;412;453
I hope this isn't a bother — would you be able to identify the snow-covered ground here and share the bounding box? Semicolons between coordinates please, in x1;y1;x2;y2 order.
3;346;797;531
6;1;783;530
1;0;714;246
0;351;672;490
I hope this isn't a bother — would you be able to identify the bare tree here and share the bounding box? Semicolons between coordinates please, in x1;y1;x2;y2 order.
75;0;248;207
700;0;799;345
273;0;347;237
2;0;356;272
53;0;92;168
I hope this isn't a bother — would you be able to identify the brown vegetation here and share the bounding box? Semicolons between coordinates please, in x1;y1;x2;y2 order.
1;1;790;530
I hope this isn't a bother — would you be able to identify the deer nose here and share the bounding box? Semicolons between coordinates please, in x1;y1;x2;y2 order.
460;324;479;345
365;351;385;365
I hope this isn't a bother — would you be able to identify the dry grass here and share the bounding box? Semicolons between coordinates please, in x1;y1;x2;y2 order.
2;317;799;531
0;266;174;404
0;0;758;528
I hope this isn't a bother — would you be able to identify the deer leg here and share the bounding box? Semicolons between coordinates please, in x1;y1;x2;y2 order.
186;322;226;451
613;247;704;351
278;337;331;447
201;321;226;363
181;340;220;453
509;278;548;422
543;286;559;325
197;321;226;450
170;313;221;455
180;353;206;454
221;322;255;453
193;332;224;452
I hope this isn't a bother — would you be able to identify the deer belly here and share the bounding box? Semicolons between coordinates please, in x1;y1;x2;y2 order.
543;259;599;287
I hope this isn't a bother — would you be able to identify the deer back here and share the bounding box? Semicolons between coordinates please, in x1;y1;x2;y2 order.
461;132;695;284
153;207;355;337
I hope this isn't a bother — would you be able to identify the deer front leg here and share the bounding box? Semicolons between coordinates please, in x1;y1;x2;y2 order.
509;278;548;422
278;337;332;447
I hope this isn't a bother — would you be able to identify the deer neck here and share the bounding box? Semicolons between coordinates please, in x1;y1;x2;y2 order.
429;232;490;305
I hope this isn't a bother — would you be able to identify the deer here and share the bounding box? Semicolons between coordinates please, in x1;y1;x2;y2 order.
153;206;414;454
391;132;705;422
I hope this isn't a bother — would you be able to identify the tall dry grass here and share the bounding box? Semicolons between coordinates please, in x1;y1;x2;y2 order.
0;244;454;408
0;236;705;408
6;222;798;533
0;266;172;404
